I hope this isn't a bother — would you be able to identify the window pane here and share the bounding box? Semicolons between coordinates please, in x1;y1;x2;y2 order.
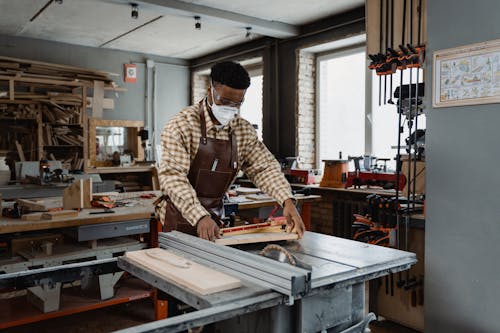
240;75;263;141
318;51;366;162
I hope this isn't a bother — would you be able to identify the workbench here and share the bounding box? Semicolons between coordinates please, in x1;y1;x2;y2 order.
117;231;416;333
0;191;159;329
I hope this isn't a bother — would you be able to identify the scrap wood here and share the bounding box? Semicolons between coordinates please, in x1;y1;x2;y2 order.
91;195;116;209
41;210;78;220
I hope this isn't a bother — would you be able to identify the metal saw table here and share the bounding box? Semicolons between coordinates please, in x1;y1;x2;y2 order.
117;231;416;333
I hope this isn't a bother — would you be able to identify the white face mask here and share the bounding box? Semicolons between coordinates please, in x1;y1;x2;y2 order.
209;86;239;126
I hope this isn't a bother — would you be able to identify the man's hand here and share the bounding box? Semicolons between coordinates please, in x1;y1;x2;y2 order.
196;216;221;241
283;198;305;239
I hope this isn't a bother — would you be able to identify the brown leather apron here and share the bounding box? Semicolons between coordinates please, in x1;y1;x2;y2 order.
158;101;238;235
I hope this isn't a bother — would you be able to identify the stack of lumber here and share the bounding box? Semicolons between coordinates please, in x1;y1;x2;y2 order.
0;55;120;88
0;56;125;170
43;124;83;146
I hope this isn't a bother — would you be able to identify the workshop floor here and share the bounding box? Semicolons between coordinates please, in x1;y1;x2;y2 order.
2;299;420;333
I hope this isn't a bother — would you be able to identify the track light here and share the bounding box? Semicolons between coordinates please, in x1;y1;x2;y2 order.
194;16;201;30
131;3;138;19
245;27;252;39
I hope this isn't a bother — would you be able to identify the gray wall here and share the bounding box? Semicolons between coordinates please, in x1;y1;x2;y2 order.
425;1;500;332
0;34;190;150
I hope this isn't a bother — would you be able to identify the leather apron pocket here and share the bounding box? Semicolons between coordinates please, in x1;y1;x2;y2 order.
194;169;232;199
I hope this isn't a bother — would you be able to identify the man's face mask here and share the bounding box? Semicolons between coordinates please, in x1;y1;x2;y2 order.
209;84;242;126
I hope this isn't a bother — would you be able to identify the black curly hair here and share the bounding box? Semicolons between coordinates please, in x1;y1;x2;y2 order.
210;61;250;89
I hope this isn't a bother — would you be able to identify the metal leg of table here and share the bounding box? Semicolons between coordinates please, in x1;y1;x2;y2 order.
27;282;62;313
99;271;124;300
214;284;364;333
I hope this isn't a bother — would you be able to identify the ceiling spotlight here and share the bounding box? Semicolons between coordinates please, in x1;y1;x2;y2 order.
131;3;139;19
54;0;63;4
245;27;252;39
194;16;201;30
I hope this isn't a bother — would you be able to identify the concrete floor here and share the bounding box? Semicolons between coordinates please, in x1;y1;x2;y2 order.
3;297;420;333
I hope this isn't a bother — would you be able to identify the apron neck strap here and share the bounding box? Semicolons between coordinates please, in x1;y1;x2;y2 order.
231;131;238;170
199;100;207;144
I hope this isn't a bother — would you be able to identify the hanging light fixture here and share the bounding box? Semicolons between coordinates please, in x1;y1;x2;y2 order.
194;16;201;30
131;3;139;19
245;27;252;39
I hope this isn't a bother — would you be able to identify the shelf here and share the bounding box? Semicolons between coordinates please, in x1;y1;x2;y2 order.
0;278;152;330
44;145;83;148
0;117;37;121
47;123;83;127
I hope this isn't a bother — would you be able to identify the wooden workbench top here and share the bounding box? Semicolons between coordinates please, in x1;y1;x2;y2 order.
0;191;159;234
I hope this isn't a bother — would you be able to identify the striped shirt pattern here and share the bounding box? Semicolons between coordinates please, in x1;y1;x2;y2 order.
158;99;294;226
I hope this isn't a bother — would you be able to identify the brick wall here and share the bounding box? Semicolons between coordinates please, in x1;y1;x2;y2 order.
191;72;209;104
296;51;316;169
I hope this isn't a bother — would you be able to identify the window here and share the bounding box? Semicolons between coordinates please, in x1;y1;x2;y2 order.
315;43;425;172
240;72;263;140
317;48;366;164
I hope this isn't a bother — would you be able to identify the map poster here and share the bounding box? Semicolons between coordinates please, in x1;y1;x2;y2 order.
433;39;500;108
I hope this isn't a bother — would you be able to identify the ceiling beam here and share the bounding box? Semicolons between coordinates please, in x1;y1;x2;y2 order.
104;0;300;38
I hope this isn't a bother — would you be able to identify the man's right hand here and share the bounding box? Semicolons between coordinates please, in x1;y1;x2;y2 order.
196;216;220;241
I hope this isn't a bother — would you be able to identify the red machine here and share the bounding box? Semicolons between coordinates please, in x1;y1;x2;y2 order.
286;169;316;185
345;171;406;190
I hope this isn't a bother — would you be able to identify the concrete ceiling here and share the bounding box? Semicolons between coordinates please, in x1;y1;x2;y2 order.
0;0;364;60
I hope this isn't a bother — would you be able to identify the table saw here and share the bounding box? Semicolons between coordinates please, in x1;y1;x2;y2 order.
117;231;416;333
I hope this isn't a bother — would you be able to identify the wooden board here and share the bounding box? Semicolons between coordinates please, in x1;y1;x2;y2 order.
235;187;261;195
16;199;47;211
63;179;92;210
215;232;299;246
124;248;241;295
21;212;44;221
86;97;114;110
41;210;79;220
91;80;104;118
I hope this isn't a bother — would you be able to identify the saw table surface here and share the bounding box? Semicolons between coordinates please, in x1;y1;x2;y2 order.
119;231;416;310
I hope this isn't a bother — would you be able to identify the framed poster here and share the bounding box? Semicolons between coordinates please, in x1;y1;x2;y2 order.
433;38;500;108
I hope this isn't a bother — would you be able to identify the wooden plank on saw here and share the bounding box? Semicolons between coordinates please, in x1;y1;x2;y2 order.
215;232;299;246
124;248;241;295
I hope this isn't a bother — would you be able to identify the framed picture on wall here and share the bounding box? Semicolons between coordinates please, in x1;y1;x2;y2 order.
433;38;500;108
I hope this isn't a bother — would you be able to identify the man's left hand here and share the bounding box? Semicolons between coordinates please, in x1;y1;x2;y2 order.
282;198;305;239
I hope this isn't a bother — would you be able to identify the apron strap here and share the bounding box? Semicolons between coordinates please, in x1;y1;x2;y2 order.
199;100;207;145
230;131;238;170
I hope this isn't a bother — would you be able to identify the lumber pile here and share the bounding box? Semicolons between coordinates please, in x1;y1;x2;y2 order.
0;56;125;171
0;55;120;88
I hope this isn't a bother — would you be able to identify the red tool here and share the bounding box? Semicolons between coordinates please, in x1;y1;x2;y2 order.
345;171;406;190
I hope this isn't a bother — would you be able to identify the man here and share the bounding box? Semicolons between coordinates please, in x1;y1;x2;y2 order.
157;61;305;241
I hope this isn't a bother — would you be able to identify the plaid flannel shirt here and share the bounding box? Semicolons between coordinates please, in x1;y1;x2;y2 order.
157;99;294;226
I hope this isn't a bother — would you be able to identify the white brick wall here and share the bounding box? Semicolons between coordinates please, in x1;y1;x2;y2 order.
191;72;209;104
296;51;316;169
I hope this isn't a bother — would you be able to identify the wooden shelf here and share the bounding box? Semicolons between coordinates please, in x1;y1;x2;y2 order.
0;117;37;121
44;145;83;148
0;278;152;330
